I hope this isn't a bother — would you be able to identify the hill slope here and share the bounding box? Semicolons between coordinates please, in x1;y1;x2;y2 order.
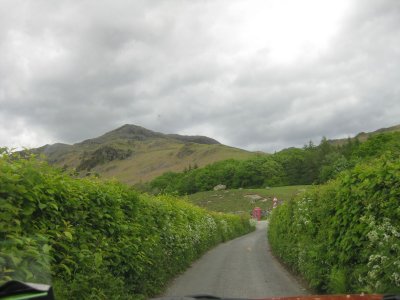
328;124;400;146
32;124;256;185
149;124;400;195
31;123;400;186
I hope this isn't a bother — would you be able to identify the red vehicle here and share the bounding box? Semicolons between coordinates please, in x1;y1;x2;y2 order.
153;295;391;300
0;281;395;300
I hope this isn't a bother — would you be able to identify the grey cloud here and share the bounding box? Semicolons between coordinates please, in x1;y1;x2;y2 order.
1;0;400;152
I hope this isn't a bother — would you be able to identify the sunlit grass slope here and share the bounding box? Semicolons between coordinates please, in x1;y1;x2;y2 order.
187;185;311;214
56;140;255;185
100;141;255;185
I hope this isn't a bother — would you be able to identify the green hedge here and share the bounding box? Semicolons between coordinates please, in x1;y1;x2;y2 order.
268;153;400;294
0;151;254;299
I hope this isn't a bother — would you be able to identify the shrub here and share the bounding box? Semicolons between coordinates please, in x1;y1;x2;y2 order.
0;151;254;299
268;153;400;294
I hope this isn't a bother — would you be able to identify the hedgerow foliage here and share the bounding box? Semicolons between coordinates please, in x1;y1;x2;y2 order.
268;153;400;294
0;150;254;299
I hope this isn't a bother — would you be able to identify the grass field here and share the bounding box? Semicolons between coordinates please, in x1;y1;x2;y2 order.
186;185;311;215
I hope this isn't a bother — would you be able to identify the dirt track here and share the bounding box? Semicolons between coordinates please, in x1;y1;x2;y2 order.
162;221;308;298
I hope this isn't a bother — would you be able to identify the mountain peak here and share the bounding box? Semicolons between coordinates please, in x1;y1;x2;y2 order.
76;124;221;145
105;124;164;140
77;124;164;145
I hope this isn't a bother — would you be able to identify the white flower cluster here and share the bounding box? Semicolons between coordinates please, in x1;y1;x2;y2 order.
391;272;400;286
296;197;313;226
204;216;218;233
249;218;257;227
367;254;389;282
363;216;400;247
182;223;200;246
360;215;400;289
220;220;229;234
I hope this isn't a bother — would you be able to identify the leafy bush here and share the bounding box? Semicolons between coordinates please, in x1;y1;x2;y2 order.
268;153;400;294
150;132;400;195
150;156;287;195
0;150;254;299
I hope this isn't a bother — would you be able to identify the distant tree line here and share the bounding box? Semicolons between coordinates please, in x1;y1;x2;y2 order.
149;131;400;195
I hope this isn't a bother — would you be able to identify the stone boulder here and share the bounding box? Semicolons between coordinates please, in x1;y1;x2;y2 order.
213;184;226;191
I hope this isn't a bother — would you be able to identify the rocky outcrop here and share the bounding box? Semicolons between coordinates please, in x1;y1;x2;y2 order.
77;146;132;171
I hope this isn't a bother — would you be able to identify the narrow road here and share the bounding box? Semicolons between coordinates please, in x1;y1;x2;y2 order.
163;221;308;299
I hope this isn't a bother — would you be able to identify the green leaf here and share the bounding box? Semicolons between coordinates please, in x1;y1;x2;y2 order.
94;253;103;268
60;263;71;276
49;202;58;210
10;255;22;266
42;244;52;254
64;231;73;240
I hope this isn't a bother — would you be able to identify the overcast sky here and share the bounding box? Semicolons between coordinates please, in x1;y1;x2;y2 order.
1;0;399;152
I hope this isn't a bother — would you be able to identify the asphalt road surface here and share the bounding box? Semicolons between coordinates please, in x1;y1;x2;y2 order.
163;221;308;299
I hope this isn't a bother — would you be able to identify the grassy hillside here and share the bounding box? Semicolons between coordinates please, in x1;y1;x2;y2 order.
328;124;400;146
100;141;255;184
186;185;310;214
31;125;256;185
31;123;400;187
